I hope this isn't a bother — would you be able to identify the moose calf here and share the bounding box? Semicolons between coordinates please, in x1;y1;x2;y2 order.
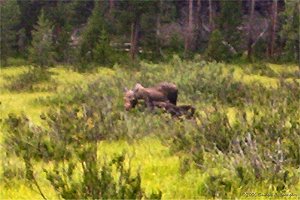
152;101;195;118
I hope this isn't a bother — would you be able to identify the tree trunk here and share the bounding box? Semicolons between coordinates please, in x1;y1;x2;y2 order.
268;0;278;57
156;0;164;57
109;0;114;14
108;0;115;18
130;17;140;60
196;0;202;29
208;0;214;31
193;0;202;49
247;0;255;61
184;0;194;55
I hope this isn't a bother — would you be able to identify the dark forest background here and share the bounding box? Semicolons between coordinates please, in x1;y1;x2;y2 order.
1;1;300;199
1;0;299;68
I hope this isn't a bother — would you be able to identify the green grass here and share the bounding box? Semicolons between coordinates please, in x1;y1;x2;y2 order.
1;62;299;199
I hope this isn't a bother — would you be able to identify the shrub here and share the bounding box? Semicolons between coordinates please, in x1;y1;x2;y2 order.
93;29;115;66
205;30;232;62
4;103;162;199
244;63;278;77
29;10;55;68
168;100;299;197
5;67;54;92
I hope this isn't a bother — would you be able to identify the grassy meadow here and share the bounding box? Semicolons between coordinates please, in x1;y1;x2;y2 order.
1;58;300;199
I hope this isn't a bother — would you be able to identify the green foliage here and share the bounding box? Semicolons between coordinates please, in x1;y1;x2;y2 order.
253;39;268;60
79;2;107;64
167;77;300;198
4;111;161;199
1;0;298;65
5;67;53;92
205;30;231;61
205;0;242;61
3;112;48;197
244;63;278;77
4;113;47;161
167;34;185;55
201;171;236;198
280;1;300;63
29;10;55;68
48;2;74;63
0;0;20;66
44;152;160;199
218;0;242;53
2;60;300;198
93;29;115;66
3;74;163;199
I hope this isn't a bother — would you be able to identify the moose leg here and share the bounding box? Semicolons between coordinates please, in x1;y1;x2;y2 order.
177;105;195;118
144;96;155;110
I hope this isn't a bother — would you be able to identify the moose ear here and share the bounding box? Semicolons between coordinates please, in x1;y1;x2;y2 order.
135;83;142;87
133;83;142;92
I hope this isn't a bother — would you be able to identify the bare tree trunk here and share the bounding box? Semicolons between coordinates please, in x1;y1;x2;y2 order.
208;0;214;31
156;0;164;57
196;0;202;29
247;0;256;60
185;0;194;55
109;0;114;14
108;0;115;18
130;17;140;60
268;0;278;57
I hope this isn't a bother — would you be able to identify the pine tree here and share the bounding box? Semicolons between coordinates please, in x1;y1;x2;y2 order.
208;0;215;30
79;1;106;63
184;0;194;55
268;0;278;58
29;10;55;68
247;0;256;61
48;1;74;63
218;0;243;55
93;28;114;65
205;30;229;61
117;0;157;61
280;0;299;63
0;0;20;66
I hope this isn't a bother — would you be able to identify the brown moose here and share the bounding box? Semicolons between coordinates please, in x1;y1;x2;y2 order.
124;82;178;110
124;82;195;118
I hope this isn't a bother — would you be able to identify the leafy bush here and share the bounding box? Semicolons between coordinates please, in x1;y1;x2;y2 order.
3;59;299;198
167;78;300;198
93;29;117;66
5;67;54;92
205;30;233;62
29;10;55;68
3;73;166;198
244;63;278;77
4;103;162;199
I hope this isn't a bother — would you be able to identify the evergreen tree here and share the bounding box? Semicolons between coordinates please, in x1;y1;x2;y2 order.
47;1;74;63
218;0;243;55
139;0;163;59
93;28;114;65
0;0;20;66
117;0;158;61
79;1;106;63
247;0;256;61
205;29;230;61
280;1;299;63
29;10;55;68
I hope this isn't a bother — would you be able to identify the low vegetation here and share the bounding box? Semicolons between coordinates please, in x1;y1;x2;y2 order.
1;58;299;199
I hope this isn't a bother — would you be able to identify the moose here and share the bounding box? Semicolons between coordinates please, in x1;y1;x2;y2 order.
124;82;195;118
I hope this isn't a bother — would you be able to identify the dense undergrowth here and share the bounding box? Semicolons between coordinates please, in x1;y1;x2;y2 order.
1;57;300;199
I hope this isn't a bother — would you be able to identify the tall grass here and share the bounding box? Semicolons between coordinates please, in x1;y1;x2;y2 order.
1;58;299;198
